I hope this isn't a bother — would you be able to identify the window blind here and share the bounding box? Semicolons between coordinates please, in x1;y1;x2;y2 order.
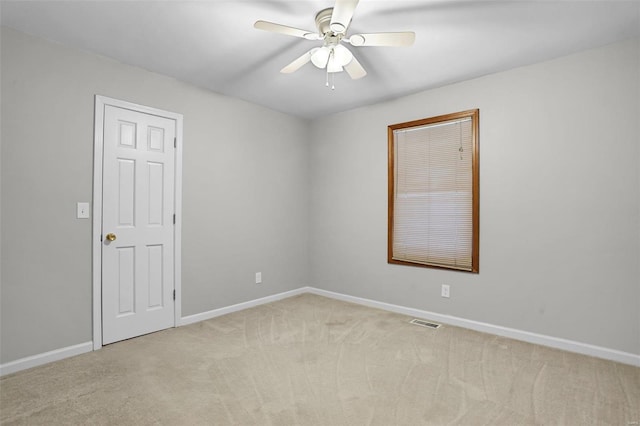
392;117;473;270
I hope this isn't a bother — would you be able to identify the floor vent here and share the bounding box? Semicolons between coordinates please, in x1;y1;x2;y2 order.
409;318;441;329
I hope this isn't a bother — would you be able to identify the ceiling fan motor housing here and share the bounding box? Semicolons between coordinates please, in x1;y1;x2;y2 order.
316;8;343;36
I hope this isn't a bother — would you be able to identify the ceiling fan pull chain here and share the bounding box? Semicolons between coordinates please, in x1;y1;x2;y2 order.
326;67;329;87
328;49;335;90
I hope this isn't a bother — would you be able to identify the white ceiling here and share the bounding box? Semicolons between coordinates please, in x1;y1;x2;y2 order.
2;1;639;119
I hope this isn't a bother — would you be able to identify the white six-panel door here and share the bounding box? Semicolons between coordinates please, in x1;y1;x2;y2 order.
101;105;176;345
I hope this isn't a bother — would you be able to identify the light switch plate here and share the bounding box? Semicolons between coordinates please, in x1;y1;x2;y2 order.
77;202;90;219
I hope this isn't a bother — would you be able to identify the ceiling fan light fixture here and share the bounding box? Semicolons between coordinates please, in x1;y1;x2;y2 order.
311;47;330;68
327;55;343;73
333;44;353;66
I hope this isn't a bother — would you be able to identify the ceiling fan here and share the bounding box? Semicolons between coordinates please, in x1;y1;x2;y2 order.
254;0;415;84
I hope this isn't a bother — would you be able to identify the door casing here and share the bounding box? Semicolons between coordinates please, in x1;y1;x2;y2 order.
92;95;183;350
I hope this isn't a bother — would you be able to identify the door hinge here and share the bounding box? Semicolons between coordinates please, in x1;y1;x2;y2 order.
174;137;177;148
173;289;176;300
173;214;176;224
100;234;103;242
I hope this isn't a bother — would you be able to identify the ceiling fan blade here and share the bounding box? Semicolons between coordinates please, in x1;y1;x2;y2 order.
330;0;359;33
344;55;367;80
348;32;416;47
254;20;320;40
280;49;315;74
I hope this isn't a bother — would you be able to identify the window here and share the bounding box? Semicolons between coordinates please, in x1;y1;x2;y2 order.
388;109;479;272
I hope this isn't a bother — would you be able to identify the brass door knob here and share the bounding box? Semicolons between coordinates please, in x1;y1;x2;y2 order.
105;233;117;241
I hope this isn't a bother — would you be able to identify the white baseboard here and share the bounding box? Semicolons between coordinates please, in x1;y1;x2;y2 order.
306;287;640;367
0;341;93;377
1;288;309;377
180;287;309;326
3;286;637;377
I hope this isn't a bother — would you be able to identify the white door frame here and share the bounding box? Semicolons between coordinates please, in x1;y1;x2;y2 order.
92;95;183;350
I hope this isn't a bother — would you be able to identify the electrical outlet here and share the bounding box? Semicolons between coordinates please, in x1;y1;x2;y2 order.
255;272;262;284
441;284;450;298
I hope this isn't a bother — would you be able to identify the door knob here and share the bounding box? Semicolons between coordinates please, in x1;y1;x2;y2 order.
105;233;117;241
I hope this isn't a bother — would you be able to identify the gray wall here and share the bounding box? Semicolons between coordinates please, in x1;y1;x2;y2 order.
0;28;310;363
309;38;640;355
2;26;638;364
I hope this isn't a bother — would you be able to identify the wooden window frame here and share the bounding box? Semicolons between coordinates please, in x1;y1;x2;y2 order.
387;109;480;273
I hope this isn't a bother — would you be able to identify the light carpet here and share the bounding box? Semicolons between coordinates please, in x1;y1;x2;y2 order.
1;293;639;425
